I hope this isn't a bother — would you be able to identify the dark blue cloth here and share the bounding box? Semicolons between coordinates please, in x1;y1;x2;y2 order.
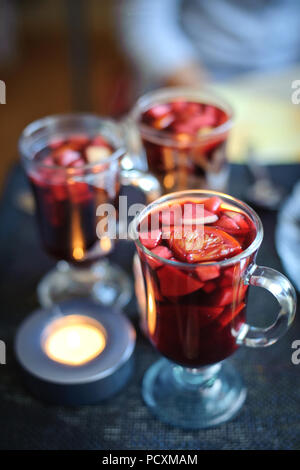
0;164;299;450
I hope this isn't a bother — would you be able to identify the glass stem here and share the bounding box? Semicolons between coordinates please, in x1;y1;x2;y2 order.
173;362;222;389
57;260;107;284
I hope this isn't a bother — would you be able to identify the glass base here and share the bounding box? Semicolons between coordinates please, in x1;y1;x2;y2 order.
37;260;132;309
142;358;246;429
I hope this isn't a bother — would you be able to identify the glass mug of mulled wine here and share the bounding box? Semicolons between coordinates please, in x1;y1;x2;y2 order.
20;113;160;309
129;87;233;194
130;190;296;429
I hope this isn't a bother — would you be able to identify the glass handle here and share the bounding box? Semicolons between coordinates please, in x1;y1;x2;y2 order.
119;117;162;204
236;264;297;347
120;169;161;205
118;170;161;240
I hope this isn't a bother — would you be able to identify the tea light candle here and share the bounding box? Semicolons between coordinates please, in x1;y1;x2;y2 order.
15;300;135;405
43;315;106;366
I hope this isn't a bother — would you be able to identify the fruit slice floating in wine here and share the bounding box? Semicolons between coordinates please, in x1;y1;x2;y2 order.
169;226;242;263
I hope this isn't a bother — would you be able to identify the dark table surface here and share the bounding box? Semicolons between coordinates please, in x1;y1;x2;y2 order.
0;163;299;450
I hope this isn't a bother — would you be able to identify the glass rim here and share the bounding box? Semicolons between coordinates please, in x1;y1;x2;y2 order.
131;189;263;269
129;86;234;147
19;112;126;172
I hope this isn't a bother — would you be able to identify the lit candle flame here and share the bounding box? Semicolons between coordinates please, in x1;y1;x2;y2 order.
100;236;112;254
73;246;84;260
146;273;157;336
163;174;175;189
43;315;106;366
70;202;85;261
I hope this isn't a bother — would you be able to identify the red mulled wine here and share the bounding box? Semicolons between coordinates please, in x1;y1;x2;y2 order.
138;196;256;367
138;99;231;192
28;134;120;263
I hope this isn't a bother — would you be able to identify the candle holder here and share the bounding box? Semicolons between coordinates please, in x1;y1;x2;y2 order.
15;300;136;405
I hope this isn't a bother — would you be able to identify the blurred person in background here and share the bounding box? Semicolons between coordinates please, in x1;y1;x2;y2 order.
117;0;300;90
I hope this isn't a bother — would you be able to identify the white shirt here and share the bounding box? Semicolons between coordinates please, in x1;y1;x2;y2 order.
117;0;300;82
